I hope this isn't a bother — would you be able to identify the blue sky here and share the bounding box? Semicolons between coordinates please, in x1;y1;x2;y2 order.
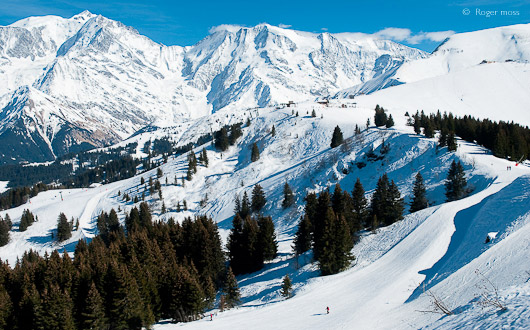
0;0;528;52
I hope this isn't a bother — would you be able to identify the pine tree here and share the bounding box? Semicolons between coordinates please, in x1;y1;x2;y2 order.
223;267;240;309
214;127;230;151
371;214;379;232
240;192;251;219
79;282;106;330
19;209;35;232
271;125;276;137
374;105;388;127
447;132;458;151
293;215;312;255
257;216;277;261
311;109;317;117
424;120;434;138
251;143;260;162
199;149;209;167
56;212;72;242
330;126;344;148
35;284;75;330
4;214;11;230
0;287;12;330
387;180;404;224
251;184;266;212
280;274;292;298
438;128;448;147
413;112;421;134
351;178;368;227
371;174;404;226
386;114;394;128
157;167;163;178
410;172;428;213
0;219;9;247
282;182;295;208
317;208;352;275
445;160;467;202
370;175;389;226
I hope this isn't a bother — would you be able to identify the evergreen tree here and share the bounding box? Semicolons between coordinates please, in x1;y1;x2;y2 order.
251;143;260;162
199;149;209;167
447;132;458;151
240;192;251;219
423;120;434;138
19;209;35;232
330;126;344;148
251;184;266;212
188;151;198;174
223;267;240;309
293;215;312;255
282;182;295;208
4;214;11;230
386;114;394;128
80;282;106;330
271;125;276;137
157;167;163;178
317;208;352;275
445;160;467;202
413;112;421;134
35;284;75;330
410;172;428;213
438;128;448;147
374;105;388;127
387;180;404;224
56;212;72;242
280;274;292;298
229;124;243;145
257;216;277;261
311;109;317;117
0;287;12;330
214;127;229;151
351;178;368;227
371;174;404;226
0;219;9;247
107;262;147;330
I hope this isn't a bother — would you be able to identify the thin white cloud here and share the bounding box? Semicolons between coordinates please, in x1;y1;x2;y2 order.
373;27;412;42
278;23;292;29
208;24;246;34
405;30;455;44
341;28;456;44
321;27;328;31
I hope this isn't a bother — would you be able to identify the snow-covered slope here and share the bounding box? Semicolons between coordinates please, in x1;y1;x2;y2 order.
0;12;426;164
336;23;530;98
354;61;530;126
1;101;529;329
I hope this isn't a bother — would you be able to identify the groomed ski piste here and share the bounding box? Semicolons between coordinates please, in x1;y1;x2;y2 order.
1;99;529;329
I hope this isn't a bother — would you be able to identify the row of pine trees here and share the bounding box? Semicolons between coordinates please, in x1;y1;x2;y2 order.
0;203;244;329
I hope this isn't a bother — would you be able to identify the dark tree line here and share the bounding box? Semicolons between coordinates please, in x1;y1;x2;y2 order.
0;183;49;211
0;204;234;329
409;110;530;160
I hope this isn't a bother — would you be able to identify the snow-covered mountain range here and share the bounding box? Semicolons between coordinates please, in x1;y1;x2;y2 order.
0;11;426;164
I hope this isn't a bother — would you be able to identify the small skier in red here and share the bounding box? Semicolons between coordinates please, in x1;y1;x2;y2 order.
210;313;213;321
326;306;329;314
